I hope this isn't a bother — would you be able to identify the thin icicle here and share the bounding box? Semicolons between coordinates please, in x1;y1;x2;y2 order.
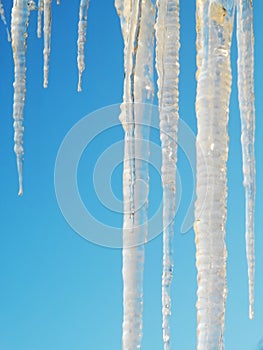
155;0;180;348
11;0;35;195
0;0;11;41
43;0;52;88
37;0;43;38
236;0;256;320
195;1;235;348
115;0;155;348
77;0;90;92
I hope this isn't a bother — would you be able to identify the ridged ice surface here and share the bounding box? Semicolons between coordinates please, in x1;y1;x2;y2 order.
11;0;35;195
195;1;235;349
236;0;256;320
0;0;11;41
115;0;155;348
155;0;180;348
37;0;43;38
43;0;52;87
77;0;90;92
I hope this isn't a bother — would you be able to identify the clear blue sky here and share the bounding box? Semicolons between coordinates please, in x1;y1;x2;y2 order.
0;0;262;349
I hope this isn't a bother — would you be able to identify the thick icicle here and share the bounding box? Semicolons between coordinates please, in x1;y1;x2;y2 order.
155;0;180;348
43;0;52;87
0;0;11;41
77;0;90;92
236;0;256;320
11;0;35;195
115;0;155;348
195;1;235;348
37;0;43;38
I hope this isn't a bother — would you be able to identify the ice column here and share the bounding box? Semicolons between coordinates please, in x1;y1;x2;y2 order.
115;0;155;348
195;1;235;348
0;0;11;41
37;0;43;38
43;0;52;87
11;0;35;195
77;0;90;92
236;0;256;320
155;0;180;348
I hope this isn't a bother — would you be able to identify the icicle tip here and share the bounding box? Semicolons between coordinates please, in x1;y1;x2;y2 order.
249;304;254;320
7;29;11;42
17;158;24;196
77;74;82;92
18;186;23;196
18;170;23;196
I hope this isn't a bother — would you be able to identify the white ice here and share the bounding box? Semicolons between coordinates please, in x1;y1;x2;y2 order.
11;0;35;195
115;0;156;348
77;0;90;92
236;0;256;320
155;0;180;348
195;1;235;348
43;0;52;87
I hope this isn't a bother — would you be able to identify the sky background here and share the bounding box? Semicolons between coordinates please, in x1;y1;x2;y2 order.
0;0;262;349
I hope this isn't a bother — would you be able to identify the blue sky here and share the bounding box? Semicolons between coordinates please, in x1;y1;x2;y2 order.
0;0;262;349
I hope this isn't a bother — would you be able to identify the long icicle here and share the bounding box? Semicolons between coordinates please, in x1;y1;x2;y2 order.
11;0;35;196
43;0;52;88
37;0;43;38
77;0;90;92
115;0;155;348
236;0;256;320
155;0;180;348
195;1;235;348
0;0;11;41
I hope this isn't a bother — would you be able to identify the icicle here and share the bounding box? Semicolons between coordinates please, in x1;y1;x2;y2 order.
195;1;235;348
0;0;11;41
77;0;90;92
43;0;52;88
115;0;155;348
115;0;132;41
37;0;43;38
155;0;180;348
11;0;35;195
236;0;256;320
57;0;60;4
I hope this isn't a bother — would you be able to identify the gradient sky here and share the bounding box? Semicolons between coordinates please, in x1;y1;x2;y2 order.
0;0;262;349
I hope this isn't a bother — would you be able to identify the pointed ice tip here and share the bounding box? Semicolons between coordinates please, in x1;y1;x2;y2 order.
18;172;23;196
249;304;254;320
78;74;82;92
18;187;23;196
7;30;11;42
17;158;23;196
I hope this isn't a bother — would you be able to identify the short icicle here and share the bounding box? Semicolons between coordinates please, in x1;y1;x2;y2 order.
77;0;90;92
11;0;35;195
194;1;235;348
43;0;52;87
37;0;43;38
236;0;256;320
155;0;180;348
115;0;156;348
0;0;11;41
